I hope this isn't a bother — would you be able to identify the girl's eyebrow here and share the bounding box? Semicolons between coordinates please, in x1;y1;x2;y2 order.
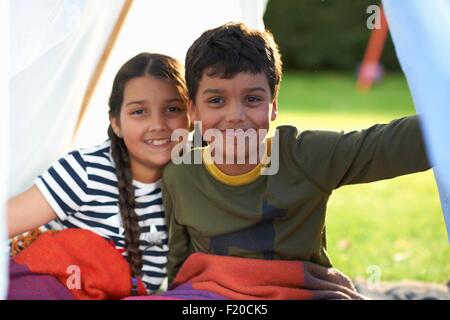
125;99;147;107
125;98;183;107
165;98;183;103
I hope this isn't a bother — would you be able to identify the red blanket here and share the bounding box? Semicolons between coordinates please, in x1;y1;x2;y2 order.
168;253;366;300
13;229;147;300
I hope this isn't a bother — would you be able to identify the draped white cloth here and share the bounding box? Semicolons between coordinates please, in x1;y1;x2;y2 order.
9;0;126;197
383;0;450;241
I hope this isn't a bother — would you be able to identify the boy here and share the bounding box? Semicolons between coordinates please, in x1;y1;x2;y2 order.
162;22;431;284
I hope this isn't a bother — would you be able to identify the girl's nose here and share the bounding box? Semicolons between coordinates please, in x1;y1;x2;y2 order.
147;113;168;132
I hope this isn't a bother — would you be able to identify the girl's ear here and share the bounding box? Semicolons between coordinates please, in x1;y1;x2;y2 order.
271;99;278;121
110;116;122;138
187;100;198;121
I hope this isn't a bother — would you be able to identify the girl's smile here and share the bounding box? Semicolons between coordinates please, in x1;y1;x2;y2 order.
144;137;172;148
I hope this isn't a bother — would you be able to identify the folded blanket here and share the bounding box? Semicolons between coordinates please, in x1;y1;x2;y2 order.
10;229;147;300
125;283;228;300
156;253;366;300
8;259;75;300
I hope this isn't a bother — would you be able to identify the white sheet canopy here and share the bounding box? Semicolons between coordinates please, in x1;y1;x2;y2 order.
383;0;450;240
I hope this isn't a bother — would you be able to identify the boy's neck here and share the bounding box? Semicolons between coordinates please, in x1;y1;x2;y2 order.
215;162;259;176
208;137;271;176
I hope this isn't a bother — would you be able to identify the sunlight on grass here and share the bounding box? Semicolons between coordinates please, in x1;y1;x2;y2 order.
278;72;416;116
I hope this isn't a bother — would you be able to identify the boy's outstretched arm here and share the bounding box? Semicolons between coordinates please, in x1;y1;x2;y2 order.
7;185;57;238
292;115;431;192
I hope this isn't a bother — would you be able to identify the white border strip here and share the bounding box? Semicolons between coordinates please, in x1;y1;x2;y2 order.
0;0;10;300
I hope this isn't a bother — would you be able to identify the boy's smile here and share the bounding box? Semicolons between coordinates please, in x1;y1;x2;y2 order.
189;71;277;174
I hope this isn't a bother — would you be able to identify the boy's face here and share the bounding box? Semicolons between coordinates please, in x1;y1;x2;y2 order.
189;71;277;163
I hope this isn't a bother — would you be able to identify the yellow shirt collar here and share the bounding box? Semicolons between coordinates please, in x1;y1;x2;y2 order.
202;138;272;187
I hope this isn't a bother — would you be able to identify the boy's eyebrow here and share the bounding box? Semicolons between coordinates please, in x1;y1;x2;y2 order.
202;87;267;95
244;87;268;94
202;88;224;95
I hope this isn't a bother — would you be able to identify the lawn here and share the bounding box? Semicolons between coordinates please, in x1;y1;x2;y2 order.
272;72;450;283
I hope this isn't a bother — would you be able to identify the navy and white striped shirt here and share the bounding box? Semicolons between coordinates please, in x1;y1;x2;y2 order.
35;140;168;293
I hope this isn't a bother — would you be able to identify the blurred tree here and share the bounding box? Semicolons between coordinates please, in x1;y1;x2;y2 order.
264;0;400;71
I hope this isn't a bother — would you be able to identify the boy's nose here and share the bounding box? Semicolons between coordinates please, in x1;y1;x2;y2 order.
225;102;246;123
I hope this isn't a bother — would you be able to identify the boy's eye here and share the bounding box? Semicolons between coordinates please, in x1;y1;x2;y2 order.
208;97;225;104
245;96;262;103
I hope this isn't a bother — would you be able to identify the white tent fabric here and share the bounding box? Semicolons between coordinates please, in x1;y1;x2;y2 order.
9;0;127;197
1;0;10;300
383;0;450;241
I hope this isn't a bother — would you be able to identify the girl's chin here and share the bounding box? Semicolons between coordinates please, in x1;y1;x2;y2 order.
147;157;171;166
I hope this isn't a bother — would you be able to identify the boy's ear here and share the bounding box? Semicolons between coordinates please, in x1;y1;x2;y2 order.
110;116;122;138
187;99;198;121
271;99;278;121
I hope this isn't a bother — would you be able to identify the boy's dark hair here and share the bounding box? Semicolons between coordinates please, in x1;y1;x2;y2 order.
185;22;283;103
107;52;187;295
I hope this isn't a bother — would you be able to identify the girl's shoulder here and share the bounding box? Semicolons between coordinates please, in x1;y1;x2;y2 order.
77;139;112;157
68;140;114;171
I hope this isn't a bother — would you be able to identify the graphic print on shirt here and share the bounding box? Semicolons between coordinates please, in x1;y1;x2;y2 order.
209;200;288;258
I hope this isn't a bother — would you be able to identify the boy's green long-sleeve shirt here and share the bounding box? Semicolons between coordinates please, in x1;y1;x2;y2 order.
162;116;430;284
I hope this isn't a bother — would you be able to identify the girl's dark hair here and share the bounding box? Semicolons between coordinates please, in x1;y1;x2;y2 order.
107;53;187;293
185;22;283;103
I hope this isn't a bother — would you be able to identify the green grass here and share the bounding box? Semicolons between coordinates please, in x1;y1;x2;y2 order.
278;72;416;117
272;72;450;283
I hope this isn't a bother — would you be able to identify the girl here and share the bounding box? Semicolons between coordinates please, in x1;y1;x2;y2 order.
7;53;190;295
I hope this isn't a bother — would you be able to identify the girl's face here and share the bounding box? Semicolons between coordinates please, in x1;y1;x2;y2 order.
111;76;189;183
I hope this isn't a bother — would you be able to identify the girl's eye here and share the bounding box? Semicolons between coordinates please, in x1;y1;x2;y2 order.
166;105;186;118
131;109;145;115
167;106;181;113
